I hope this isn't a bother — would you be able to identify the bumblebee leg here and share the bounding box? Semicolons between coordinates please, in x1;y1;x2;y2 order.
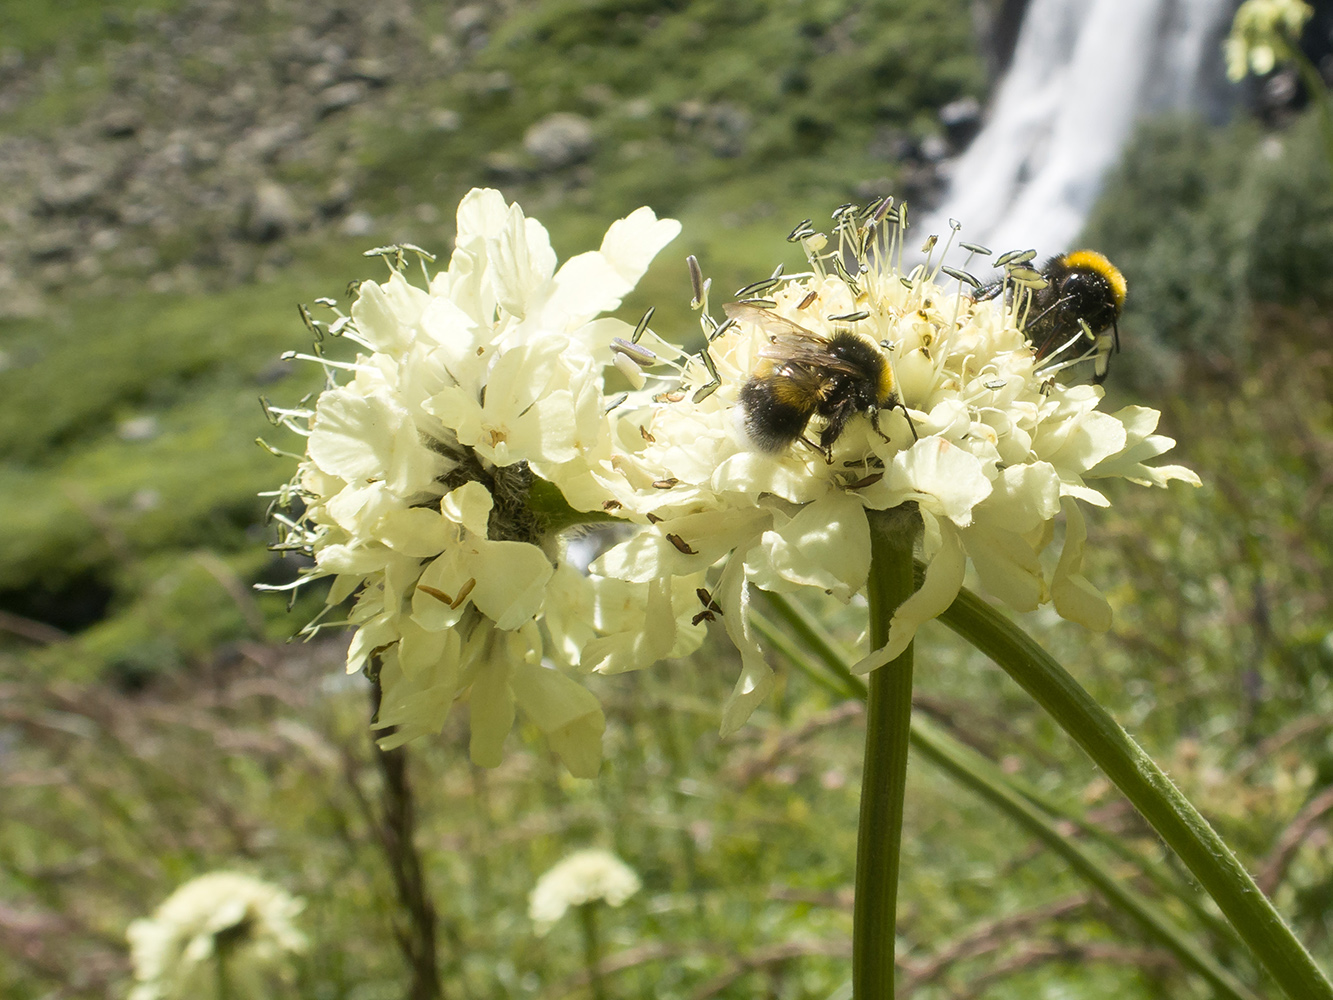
900;404;919;441
871;408;889;443
797;434;833;463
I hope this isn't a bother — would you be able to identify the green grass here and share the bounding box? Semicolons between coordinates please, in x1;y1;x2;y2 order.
0;0;185;57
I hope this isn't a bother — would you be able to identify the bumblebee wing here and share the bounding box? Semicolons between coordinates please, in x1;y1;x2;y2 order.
724;302;866;382
724;302;828;343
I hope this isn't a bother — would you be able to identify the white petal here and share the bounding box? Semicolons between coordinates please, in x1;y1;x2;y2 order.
386;413;446;495
466;540;555;630
869;436;993;526
468;650;515;768
512;661;605;778
308;388;402;483
745;495;870;601
442;481;494;537
398;617;461;683
412;553;469;631
1044;410;1127;475
375;507;455;558
503;390;579;465
346;613;397;674
582;578;676;675
351;280;410;354
425;384;483;447
717;552;774;736
962;526;1046;612
373;632;462;748
1051;499;1113;631
455;188;510;241
854;516;965;673
599;207;682;287
972;462;1061;533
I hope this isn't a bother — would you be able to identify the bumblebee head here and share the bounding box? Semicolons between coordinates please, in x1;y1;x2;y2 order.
1060;250;1127;312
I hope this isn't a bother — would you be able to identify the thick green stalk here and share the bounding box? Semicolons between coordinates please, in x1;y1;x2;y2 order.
909;716;1260;1000
751;606;1257;999
578;902;607;1000
937;584;1333;1000
1288;47;1333;185
852;509;919;999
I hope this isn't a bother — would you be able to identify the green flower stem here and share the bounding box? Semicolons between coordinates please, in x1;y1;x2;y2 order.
215;948;231;1000
1004;755;1244;953
763;591;1241;948
1288;45;1333;184
578;902;607;1000
750;607;1258;1000
936;582;1333;1000
853;509;920;999
908;715;1261;1000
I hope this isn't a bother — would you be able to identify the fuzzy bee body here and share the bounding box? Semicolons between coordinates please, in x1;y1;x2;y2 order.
979;249;1127;383
725;303;903;461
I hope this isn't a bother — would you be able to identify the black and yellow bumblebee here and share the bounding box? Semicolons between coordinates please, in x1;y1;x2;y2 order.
724;302;911;462
978;249;1127;383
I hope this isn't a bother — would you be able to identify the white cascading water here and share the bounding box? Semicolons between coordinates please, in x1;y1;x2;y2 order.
922;0;1236;258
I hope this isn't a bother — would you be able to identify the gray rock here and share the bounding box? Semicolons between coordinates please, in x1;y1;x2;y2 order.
28;228;79;261
939;96;981;129
245;180;300;242
340;210;374;237
99;107;142;138
918;134;950;162
429;108;461;131
348;57;392;85
36;172;108;214
700;103;750;159
317;80;367;117
523;113;596;170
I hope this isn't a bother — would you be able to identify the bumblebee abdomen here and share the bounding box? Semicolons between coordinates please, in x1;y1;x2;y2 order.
740;376;812;452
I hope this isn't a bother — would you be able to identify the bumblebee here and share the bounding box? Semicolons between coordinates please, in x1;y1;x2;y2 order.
724;302;909;462
979;250;1127;383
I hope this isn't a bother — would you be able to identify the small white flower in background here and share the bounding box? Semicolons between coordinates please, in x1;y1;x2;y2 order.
1224;0;1313;80
266;189;690;777
529;849;641;934
584;201;1199;733
126;871;306;1000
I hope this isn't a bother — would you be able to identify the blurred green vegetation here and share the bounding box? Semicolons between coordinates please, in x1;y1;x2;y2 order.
2;0;1333;997
1084;110;1333;383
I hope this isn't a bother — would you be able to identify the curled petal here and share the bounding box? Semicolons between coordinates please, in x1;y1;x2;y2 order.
1052;498;1113;631
853;515;966;674
962;526;1047;612
717;549;775;736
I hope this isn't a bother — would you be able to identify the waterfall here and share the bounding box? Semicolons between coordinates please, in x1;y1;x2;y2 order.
922;0;1237;258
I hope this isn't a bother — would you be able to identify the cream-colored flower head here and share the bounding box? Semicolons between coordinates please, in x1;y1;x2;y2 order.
529;848;641;934
266;188;695;777
584;201;1200;732
1224;0;1312;80
126;871;306;1000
